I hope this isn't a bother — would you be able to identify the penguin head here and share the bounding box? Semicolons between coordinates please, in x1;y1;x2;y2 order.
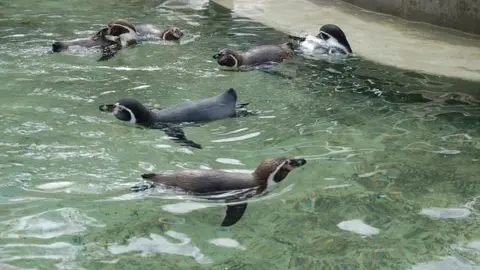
107;24;134;37
316;24;352;53
161;27;184;40
107;19;137;33
99;99;150;124
213;49;240;68
253;157;307;190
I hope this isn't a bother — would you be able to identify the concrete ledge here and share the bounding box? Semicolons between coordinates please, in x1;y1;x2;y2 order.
212;0;480;82
341;0;480;35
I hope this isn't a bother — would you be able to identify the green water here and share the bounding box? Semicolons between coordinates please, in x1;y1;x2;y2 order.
1;0;479;269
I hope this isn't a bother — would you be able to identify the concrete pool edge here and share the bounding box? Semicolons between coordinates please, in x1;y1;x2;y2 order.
341;0;480;35
211;0;480;82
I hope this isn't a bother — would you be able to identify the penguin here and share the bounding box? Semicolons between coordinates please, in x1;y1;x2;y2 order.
98;88;255;148
132;157;307;226
51;31;116;53
97;19;183;61
288;24;352;55
96;21;138;61
51;19;183;56
107;19;184;41
212;42;294;68
51;21;136;53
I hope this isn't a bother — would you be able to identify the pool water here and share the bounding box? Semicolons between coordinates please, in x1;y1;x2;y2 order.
0;0;479;269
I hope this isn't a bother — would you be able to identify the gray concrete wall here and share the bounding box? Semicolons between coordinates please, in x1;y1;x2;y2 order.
341;0;480;35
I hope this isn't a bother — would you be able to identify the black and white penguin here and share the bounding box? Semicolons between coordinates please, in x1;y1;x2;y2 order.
98;88;255;148
51;21;137;53
212;42;295;68
288;24;352;55
51;18;183;60
132;157;307;226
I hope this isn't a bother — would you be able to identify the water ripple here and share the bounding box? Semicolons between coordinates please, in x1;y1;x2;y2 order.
0;207;105;239
0;242;83;269
108;231;212;264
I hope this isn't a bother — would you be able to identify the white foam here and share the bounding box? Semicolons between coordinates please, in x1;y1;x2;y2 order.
138;161;155;171
0;208;104;239
130;85;150;90
215;158;244;166
410;256;477;270
420;208;472;219
36;181;74;190
337;219;381;236
323;184;351;189
108;232;212;264
208;238;246;250
211;132;261;143
466;240;480;250
161;202;211;214
219;128;249;135
0;242;82;269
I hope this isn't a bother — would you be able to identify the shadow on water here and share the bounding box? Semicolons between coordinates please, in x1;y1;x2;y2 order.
0;0;479;269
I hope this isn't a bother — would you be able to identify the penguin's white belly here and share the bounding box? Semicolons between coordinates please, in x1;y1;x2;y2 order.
299;35;329;54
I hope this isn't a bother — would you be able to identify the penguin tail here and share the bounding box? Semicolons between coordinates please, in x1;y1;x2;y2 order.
141;173;156;180
226;88;237;100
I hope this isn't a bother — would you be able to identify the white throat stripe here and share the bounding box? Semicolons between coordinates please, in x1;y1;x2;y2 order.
113;103;137;124
266;161;287;191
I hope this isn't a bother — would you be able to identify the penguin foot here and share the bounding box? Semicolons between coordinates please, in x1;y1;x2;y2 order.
131;182;156;192
236;102;249;109
164;126;186;139
235;108;259;118
258;67;294;79
98;45;118;61
179;139;202;149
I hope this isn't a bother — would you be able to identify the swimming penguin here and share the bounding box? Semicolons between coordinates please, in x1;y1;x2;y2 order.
212;42;294;68
51;31;116;53
107;19;184;41
98;88;255;148
96;21;138;61
51;22;136;53
288;24;352;55
51;19;183;54
132;157;307;226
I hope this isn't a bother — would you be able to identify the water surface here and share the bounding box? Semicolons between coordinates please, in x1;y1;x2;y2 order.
0;0;479;269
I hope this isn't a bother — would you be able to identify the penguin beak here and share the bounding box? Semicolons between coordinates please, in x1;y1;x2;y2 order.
289;158;307;168
99;104;115;112
212;53;221;59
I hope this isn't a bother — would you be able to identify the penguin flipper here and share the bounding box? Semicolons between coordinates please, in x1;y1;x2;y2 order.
221;203;248;227
148;122;203;149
